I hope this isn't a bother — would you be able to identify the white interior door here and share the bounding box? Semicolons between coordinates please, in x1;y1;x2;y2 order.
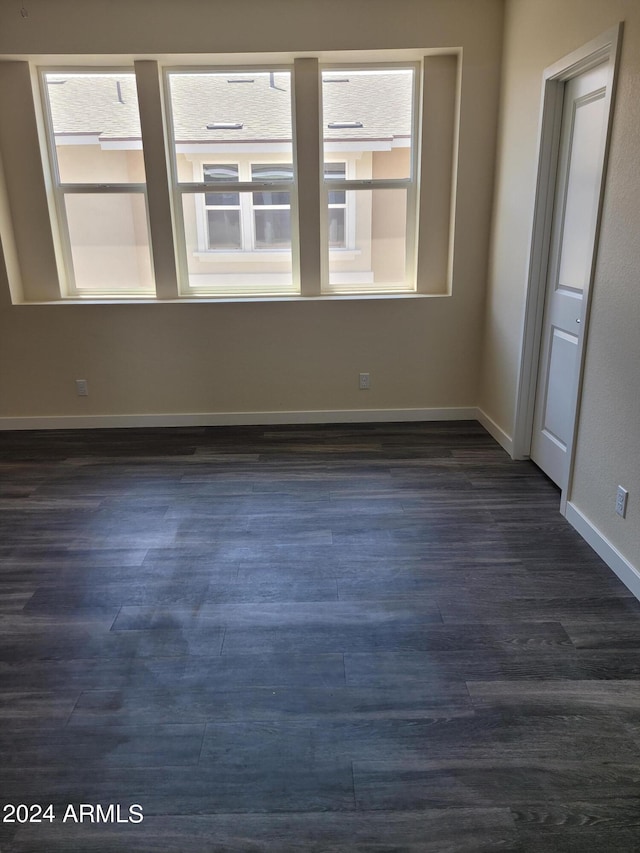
531;62;609;488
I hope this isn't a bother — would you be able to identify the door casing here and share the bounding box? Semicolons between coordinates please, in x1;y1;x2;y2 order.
512;23;623;515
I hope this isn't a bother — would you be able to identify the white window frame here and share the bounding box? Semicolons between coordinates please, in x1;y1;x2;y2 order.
39;66;155;298
6;52;455;303
164;66;298;296
320;62;421;294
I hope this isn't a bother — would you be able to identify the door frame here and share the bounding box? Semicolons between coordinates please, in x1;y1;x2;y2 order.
512;23;623;513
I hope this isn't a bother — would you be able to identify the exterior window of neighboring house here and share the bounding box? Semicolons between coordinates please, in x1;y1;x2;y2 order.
202;162;293;251
203;164;242;249
325;162;347;248
321;66;418;294
41;70;154;296
201;161;349;253
166;69;297;296
251;164;293;248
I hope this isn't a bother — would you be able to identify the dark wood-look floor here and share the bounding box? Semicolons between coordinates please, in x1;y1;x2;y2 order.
1;421;640;852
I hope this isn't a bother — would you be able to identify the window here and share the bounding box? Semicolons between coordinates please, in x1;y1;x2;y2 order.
321;66;418;294
166;70;296;296
0;52;459;303
41;70;154;296
166;63;418;297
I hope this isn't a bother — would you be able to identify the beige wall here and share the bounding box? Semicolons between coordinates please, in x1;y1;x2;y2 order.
0;0;503;420
480;0;640;566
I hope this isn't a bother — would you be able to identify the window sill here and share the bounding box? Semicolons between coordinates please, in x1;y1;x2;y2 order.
328;249;362;261
14;291;448;306
193;250;291;263
192;249;363;263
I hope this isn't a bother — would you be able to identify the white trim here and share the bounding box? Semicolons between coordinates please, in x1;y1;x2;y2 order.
0;407;478;431
565;502;640;602
324;141;398;153
476;408;514;456
54;134;101;146
177;143;291;154
193;250;290;263
100;140;144;150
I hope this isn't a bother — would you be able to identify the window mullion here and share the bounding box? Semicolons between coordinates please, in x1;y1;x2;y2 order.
416;54;459;294
135;60;179;299
293;57;322;296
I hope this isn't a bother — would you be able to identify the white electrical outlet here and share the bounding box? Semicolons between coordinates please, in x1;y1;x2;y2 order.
359;372;371;390
75;379;89;397
615;485;628;518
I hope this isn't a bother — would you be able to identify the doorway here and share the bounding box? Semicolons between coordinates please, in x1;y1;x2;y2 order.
513;25;622;506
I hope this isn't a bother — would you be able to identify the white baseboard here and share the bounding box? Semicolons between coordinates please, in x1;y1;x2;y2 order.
0;407;479;431
565;501;640;601
476;408;514;456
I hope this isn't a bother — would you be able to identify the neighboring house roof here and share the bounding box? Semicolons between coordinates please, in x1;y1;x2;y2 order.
47;74;143;140
47;69;413;145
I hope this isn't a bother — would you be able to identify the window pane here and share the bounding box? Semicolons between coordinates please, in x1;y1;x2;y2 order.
324;162;346;180
45;73;145;185
64;193;153;292
254;210;291;248
326;188;410;292
251;164;293;182
328;209;345;248
205;192;240;206
252;191;290;206
322;69;414;180
207;210;242;249
168;72;293;171
328;189;346;205
204;164;239;183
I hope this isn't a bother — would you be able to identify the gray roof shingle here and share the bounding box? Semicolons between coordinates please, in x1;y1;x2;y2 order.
47;69;413;144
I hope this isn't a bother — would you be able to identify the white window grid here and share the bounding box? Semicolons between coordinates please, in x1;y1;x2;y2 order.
164;67;297;294
320;62;421;293
39;66;154;298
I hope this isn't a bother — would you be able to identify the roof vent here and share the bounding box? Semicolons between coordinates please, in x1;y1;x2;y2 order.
227;78;254;83
327;121;363;129
324;77;350;83
207;122;244;130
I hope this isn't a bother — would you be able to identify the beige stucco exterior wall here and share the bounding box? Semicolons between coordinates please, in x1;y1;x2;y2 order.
480;0;640;567
371;148;410;283
174;149;404;285
0;0;503;421
57;145;153;291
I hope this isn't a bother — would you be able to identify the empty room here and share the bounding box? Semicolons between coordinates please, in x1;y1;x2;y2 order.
0;0;639;850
